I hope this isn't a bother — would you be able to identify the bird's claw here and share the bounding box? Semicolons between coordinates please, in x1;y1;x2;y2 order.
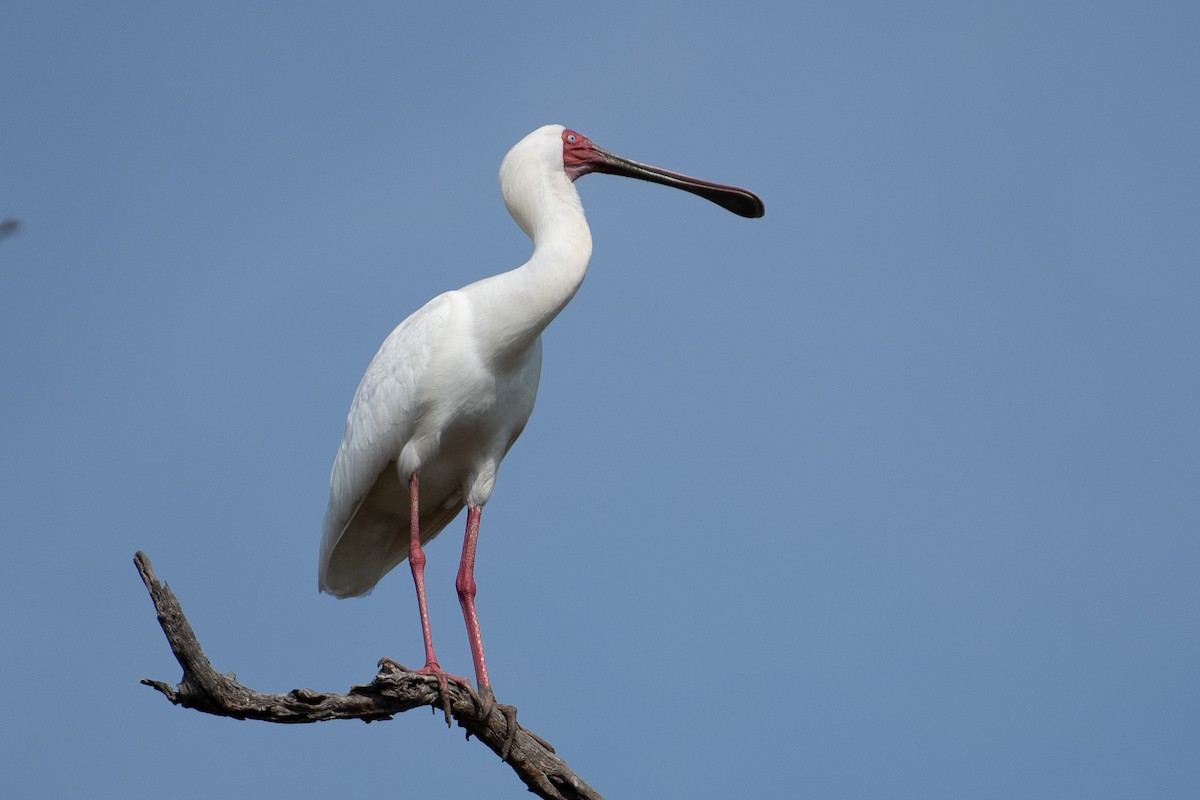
419;664;472;725
474;684;496;721
495;701;520;761
524;726;555;754
379;657;469;725
465;686;518;760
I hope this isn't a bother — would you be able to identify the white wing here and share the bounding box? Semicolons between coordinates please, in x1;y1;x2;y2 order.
318;291;459;597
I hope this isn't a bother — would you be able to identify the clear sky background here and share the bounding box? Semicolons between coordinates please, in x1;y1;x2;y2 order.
2;2;1197;798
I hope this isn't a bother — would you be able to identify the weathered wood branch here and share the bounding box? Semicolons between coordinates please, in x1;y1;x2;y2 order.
134;551;603;800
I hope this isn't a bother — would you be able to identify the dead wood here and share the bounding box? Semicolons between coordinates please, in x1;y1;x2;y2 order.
134;551;603;800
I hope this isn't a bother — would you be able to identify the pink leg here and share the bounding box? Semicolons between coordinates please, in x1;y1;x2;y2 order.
456;505;492;695
407;472;442;671
404;473;469;704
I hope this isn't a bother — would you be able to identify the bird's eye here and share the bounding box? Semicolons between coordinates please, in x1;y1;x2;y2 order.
566;134;577;143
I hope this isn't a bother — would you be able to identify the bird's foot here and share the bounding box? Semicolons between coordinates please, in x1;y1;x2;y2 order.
495;701;521;761
378;657;470;725
417;661;472;725
469;686;522;761
474;684;496;721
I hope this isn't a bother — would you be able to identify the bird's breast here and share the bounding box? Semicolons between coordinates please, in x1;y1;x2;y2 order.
401;335;542;507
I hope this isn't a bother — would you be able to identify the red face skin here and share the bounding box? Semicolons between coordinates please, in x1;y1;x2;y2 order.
562;128;602;181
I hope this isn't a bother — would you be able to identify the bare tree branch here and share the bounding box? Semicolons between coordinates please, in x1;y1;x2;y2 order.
134;551;604;800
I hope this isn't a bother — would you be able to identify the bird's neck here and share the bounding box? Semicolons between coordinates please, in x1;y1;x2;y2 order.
467;188;593;366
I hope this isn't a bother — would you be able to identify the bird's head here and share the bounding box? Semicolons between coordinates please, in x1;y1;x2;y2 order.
498;125;581;240
499;124;764;238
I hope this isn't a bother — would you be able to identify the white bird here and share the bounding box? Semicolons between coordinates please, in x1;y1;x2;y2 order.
319;124;763;710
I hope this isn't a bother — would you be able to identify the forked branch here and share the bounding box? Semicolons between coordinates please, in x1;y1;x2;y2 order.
134;552;602;800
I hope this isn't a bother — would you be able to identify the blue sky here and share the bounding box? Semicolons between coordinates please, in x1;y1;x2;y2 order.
2;2;1198;797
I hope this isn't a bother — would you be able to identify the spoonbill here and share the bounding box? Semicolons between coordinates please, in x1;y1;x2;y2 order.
319;124;763;711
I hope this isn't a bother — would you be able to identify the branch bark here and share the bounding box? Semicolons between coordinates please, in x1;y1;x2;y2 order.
134;551;603;800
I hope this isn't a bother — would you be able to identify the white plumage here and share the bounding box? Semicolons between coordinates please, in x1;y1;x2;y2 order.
320;125;589;597
318;123;762;700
